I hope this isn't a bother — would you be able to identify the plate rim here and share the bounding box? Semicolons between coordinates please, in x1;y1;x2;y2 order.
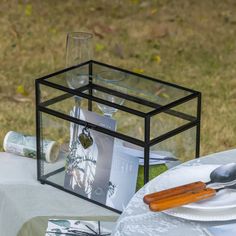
164;206;236;222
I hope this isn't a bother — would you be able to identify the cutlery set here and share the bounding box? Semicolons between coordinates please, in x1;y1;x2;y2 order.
143;163;236;212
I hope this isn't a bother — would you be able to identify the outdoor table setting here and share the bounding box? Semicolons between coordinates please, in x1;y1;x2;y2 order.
2;1;236;235
1;30;203;235
1;29;233;236
0;31;200;235
113;148;236;236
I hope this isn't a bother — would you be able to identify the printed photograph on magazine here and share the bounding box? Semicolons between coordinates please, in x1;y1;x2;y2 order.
45;219;114;236
64;108;140;211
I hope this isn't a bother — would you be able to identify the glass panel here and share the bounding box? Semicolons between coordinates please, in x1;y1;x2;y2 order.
149;126;197;181
93;63;193;106
39;112;145;212
39;84;145;141
45;63;90;89
42;62;195;116
92;89;153;114
150;97;198;140
40;83;89;115
39;84;66;104
37;61;199;213
39;113;69;185
173;96;197;117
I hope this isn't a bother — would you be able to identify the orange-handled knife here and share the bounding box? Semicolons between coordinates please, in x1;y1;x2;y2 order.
149;187;216;212
143;181;206;204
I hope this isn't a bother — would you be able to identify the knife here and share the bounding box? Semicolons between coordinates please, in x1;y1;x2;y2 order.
149;184;236;212
143;181;207;204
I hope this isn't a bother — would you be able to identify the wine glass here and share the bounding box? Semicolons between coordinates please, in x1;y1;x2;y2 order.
66;32;93;88
94;70;126;118
66;32;93;149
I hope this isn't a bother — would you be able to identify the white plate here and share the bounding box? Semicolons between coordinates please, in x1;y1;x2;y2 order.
146;164;236;211
164;205;236;222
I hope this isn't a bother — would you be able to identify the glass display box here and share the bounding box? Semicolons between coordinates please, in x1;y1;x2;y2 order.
35;60;201;213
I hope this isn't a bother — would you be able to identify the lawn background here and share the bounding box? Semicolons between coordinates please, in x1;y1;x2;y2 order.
1;0;236;159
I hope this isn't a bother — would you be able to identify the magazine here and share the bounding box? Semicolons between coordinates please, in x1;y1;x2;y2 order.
64;108;141;211
64;108;116;205
45;219;114;236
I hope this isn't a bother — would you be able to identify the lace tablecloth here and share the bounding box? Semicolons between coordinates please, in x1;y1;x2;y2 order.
113;149;236;236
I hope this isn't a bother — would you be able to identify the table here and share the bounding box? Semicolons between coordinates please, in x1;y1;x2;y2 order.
0;152;119;236
112;148;236;236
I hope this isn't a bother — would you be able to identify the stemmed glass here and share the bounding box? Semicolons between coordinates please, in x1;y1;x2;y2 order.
94;70;126;118
66;32;93;150
66;32;93;88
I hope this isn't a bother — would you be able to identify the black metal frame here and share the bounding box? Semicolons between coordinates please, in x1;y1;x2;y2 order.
35;60;201;214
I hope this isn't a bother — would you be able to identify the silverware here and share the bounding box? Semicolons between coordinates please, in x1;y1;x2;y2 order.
144;163;236;205
149;183;236;212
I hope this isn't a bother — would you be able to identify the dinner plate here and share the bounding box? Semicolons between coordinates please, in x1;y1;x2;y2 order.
145;164;236;211
164;205;236;222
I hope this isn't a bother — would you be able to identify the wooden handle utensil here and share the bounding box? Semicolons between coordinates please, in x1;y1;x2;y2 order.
143;181;206;204
149;187;216;212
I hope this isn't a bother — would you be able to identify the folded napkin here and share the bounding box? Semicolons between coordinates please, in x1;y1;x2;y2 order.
204;223;236;236
45;219;115;235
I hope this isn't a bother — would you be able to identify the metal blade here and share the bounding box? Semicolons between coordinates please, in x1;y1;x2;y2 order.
214;183;236;192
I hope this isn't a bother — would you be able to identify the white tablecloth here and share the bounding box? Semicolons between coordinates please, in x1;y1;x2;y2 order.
113;148;236;236
0;152;119;236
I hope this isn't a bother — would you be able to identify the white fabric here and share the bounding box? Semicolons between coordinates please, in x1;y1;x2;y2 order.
204;223;236;236
0;152;118;236
113;148;236;236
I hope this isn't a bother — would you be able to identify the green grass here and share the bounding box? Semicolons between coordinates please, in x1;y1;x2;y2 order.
137;164;168;190
1;0;236;165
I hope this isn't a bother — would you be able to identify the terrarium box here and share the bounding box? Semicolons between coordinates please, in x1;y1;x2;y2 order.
35;60;201;213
